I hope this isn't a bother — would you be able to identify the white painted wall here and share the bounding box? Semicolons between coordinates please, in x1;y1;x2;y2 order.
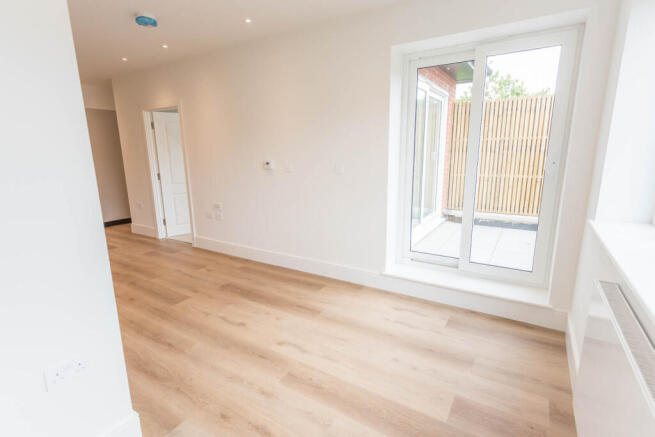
565;4;655;432
86;109;132;222
112;0;618;326
566;0;636;374
594;0;655;223
0;1;139;436
567;224;620;372
82;79;116;110
81;80;131;223
569;0;655;365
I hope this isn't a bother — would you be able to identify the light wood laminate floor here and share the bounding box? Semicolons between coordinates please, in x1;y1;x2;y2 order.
106;224;576;436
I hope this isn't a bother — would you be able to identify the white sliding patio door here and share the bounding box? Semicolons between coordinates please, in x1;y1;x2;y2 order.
407;55;476;264
403;27;580;286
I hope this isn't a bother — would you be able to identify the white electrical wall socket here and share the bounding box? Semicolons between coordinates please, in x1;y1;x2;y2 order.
213;202;223;210
334;163;345;174
214;211;223;221
43;360;88;392
263;160;275;170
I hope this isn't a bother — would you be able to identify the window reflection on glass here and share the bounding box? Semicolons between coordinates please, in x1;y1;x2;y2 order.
410;61;474;259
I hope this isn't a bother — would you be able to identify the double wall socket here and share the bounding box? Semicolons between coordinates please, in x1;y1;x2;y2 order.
43;360;88;392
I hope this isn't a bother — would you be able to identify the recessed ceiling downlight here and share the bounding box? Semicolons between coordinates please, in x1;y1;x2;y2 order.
244;17;252;23
121;57;128;62
135;14;158;27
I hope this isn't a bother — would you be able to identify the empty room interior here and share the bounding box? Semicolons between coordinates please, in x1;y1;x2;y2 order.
3;0;655;436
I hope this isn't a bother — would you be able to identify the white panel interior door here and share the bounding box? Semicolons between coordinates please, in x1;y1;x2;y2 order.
153;112;191;237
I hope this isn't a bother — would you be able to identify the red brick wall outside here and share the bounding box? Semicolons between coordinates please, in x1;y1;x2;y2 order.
418;67;457;210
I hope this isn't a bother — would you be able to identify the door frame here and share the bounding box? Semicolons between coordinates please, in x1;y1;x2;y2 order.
142;102;197;244
457;27;580;286
401;49;474;268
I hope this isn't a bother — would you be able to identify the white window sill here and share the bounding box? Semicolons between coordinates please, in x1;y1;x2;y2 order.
590;221;655;340
383;261;550;308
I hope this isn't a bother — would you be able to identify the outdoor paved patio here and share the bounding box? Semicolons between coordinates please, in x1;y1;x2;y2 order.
413;220;537;271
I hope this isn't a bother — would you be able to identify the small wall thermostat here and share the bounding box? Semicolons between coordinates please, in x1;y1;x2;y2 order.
263;160;275;170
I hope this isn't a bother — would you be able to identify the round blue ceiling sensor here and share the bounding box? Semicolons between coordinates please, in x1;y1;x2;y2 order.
135;15;158;27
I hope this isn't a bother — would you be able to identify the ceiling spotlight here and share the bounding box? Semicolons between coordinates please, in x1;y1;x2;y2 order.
121;57;128;62
162;44;168;49
244;17;252;23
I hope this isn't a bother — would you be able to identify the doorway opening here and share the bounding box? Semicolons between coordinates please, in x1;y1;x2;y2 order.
144;106;194;244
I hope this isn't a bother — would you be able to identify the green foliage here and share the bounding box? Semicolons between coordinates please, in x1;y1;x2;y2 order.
456;71;551;101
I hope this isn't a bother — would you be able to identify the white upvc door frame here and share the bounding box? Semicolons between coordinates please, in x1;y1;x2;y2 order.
398;26;581;287
459;27;580;286
401;49;475;267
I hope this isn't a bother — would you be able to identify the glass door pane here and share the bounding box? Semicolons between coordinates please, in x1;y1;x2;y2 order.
469;46;561;271
410;60;474;259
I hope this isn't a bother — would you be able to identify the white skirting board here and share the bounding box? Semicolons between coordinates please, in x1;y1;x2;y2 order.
100;411;141;437
194;235;567;330
130;223;159;239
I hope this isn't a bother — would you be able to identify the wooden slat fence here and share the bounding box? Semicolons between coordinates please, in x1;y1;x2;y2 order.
445;95;554;216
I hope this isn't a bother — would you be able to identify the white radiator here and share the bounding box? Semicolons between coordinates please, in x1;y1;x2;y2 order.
574;281;655;436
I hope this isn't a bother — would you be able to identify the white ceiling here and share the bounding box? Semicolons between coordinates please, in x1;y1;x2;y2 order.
68;0;400;80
